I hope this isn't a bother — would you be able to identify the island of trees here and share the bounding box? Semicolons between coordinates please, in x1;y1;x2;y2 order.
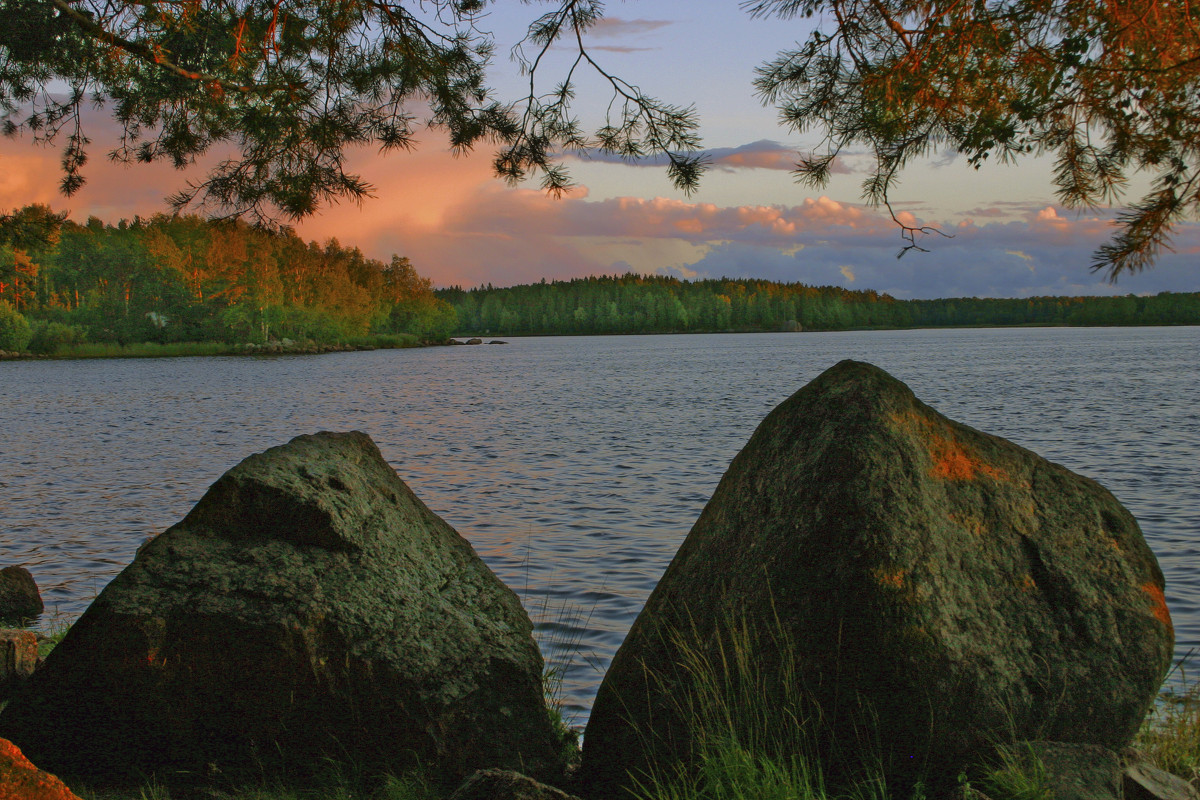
2;205;1197;357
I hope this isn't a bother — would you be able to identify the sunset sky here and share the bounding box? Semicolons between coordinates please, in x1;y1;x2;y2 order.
3;0;1198;298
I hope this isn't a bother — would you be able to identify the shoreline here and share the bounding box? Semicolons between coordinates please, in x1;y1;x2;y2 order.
4;322;1200;362
0;335;430;362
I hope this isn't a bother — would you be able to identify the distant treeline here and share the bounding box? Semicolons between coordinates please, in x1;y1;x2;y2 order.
0;204;454;354
4;204;1196;357
438;274;1200;336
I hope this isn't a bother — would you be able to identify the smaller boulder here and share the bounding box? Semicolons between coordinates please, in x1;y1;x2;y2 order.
1125;760;1200;800
0;738;82;800
449;770;583;800
0;432;565;788
465;337;483;345
487;340;508;345
0;567;43;625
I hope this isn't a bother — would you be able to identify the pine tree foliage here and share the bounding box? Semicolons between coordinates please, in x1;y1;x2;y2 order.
748;0;1200;278
0;0;704;222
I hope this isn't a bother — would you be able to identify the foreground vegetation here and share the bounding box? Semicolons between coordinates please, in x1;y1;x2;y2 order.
440;275;1200;337
17;619;1200;800
0;205;455;355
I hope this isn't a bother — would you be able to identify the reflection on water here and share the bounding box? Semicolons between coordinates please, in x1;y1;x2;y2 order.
2;327;1198;724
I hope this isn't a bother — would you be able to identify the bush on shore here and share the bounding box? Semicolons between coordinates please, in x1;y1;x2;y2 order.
0;300;32;352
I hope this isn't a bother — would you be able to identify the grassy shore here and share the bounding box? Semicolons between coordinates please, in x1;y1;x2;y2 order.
1;334;424;360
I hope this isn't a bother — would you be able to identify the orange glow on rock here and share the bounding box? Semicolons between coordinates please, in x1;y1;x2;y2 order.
1143;582;1173;632
891;410;1008;482
928;432;1007;482
874;567;907;589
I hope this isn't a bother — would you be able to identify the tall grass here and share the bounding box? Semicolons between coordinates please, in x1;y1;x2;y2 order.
628;612;906;800
624;612;1081;800
975;743;1052;800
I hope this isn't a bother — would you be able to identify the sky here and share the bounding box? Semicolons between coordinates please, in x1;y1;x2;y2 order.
2;0;1198;299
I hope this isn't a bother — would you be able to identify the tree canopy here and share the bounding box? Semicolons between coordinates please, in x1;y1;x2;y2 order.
0;203;458;347
749;0;1200;278
2;0;1197;277
0;0;703;221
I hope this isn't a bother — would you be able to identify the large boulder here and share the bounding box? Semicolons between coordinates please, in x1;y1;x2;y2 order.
581;360;1172;797
0;432;565;788
0;567;43;625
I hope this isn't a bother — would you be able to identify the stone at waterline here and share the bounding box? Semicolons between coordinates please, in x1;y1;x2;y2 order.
0;567;43;625
0;431;567;788
0;630;38;702
581;360;1173;797
1124;760;1200;800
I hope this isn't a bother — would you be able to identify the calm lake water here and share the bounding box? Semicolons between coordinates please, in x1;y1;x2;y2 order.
2;328;1198;725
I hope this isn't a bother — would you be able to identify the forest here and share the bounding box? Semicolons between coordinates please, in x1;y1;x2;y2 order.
439;275;1200;336
3;205;1198;357
0;205;456;354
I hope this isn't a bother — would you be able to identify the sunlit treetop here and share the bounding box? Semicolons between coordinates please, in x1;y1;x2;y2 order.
0;0;705;223
748;0;1200;278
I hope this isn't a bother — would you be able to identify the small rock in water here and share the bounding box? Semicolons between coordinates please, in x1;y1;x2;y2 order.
0;566;43;625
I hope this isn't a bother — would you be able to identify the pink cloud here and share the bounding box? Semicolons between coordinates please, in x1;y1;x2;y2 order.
586;18;674;38
3;116;1196;296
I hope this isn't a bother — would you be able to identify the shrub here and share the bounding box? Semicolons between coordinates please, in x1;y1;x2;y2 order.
27;320;88;354
0;300;32;351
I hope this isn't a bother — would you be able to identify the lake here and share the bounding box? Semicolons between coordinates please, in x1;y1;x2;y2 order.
2;327;1198;726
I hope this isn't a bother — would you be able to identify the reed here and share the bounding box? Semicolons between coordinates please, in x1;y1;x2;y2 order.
628;612;903;800
623;611;1078;800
